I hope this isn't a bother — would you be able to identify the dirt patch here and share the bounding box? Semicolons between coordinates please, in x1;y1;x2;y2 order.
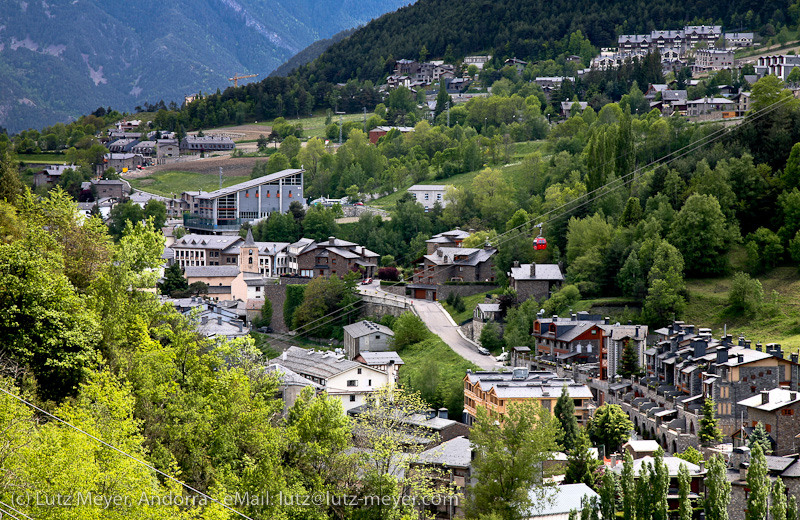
188;123;272;142
127;155;269;179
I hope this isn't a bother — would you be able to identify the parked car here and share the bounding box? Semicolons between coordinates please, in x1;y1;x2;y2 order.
354;202;364;206
257;326;273;333
477;347;490;355
360;277;373;285
496;352;509;362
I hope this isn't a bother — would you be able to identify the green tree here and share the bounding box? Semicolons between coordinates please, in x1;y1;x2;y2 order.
748;421;773;454
564;427;601;487
143;199;167;229
782;142;800;189
0;149;22;204
634;459;653;520
728;271;764;317
284;284;307;328
788;496;799;520
253;298;273;328
391;311;429;350
107;200;144;240
788;67;800;84
472;167;515;228
621;452;636;520
699;399;723;444
746;443;769;520
588;404;633;453
302;205;338;241
676;445;703;465
554;384;579;452
619;197;642;227
619;339;640;378
652;450;669;520
279;135;301;159
435;80;452;120
773;477;788;520
706;454;731;520
467;400;559;520
479;321;505;352
292;275;358;338
746;227;783;274
158;262;188;296
599;469;618;519
678;462;693;520
669;194;734;276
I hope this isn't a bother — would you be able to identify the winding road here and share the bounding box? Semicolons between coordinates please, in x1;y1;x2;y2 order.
358;281;498;371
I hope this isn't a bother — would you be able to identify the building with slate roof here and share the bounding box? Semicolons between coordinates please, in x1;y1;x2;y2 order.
407;184;451;209
33;164;78;187
343;320;394;360
525;484;599;520
463;367;594;426
738;388;800;455
414;244;496;289
269;347;392;412
183;169;303;233
508;261;564;302
265;363;324;412
425;228;471;254
286;236;379;279
179;135;235;154
354;351;404;381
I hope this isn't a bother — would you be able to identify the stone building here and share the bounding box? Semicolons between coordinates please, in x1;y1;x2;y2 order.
508;261;563;302
343;320;394;360
738;389;800;456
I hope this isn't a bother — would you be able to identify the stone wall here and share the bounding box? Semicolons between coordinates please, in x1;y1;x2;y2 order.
436;284;500;300
262;278;309;333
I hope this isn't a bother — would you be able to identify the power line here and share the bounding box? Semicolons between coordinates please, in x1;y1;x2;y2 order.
0;387;255;520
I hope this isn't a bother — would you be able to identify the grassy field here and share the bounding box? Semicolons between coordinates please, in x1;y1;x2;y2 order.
683;266;800;351
129;171;250;197
15;152;68;165
370;139;547;209
442;289;504;324
398;334;478;419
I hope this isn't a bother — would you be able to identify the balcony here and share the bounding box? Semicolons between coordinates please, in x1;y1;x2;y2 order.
183;215;245;232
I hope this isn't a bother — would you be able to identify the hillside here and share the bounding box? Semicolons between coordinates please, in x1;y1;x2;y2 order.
296;0;793;83
0;0;412;133
270;28;358;78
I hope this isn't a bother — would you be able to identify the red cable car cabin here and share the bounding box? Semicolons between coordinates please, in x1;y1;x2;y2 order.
534;237;547;250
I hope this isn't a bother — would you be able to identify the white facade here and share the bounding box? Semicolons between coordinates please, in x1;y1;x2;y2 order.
757;55;800;81
326;367;392;411
408;184;450;209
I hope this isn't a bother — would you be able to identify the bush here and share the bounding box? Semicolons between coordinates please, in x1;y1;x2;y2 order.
728;271;763;317
252;299;273;328
391;312;429;351
284;284;306;328
378;266;400;281
479;322;505;353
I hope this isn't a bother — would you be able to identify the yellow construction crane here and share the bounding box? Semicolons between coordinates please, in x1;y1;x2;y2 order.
228;73;258;88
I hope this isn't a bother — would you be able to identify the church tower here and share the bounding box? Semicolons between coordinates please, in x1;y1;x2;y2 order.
240;228;260;274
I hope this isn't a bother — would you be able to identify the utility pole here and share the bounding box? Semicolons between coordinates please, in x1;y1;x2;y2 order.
446;101;450;128
339;116;343;145
219;167;223;189
363;107;367;133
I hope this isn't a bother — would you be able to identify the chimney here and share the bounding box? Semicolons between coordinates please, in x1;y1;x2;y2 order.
217;316;222;326
791;392;798;401
201;316;208;325
438;408;449;419
513;260;520;268
756;343;763;352
611;454;617;466
699;460;705;473
282;350;287;361
571;313;577;321
692;340;707;358
605;317;610;325
792;353;799;364
737;354;744;364
760;390;771;404
738;336;745;347
235;320;243;332
717;347;729;364
635;325;640;337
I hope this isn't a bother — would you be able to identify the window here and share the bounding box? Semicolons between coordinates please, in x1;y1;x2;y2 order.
349;395;356;402
424;193;429;200
347;380;357;387
765;424;772;433
357;368;362;374
376;335;381;340
782;409;794;416
368;379;372;386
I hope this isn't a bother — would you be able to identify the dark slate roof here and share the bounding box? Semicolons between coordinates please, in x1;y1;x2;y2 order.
184;266;240;278
509;263;563;281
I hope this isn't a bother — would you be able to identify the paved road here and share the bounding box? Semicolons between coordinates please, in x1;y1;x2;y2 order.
358;281;498;370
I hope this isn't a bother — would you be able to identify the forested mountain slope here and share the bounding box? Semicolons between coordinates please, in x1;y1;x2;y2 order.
296;0;795;83
0;0;412;133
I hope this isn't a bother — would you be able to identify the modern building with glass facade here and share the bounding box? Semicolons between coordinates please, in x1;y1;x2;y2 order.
183;168;304;233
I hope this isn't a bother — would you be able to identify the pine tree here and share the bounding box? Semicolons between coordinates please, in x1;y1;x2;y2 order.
619;339;640;379
621;452;636;520
746;443;769;520
705;454;731;520
699;399;723;444
555;384;579;452
748;422;773;454
772;478;788;520
678;462;693;520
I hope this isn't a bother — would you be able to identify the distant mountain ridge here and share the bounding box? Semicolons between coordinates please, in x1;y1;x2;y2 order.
0;0;413;133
